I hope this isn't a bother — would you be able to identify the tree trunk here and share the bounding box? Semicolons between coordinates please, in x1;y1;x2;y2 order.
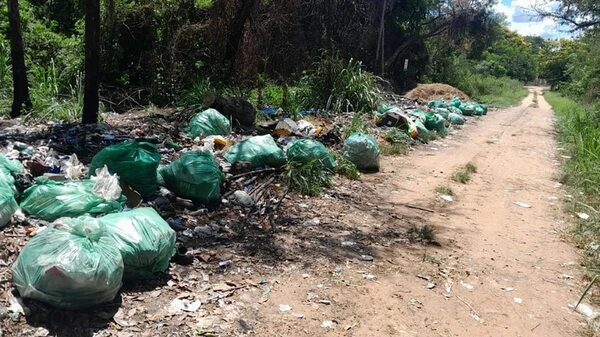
83;0;100;124
224;0;260;68
7;0;31;118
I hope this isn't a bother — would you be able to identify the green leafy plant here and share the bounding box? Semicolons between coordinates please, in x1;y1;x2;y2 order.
287;160;334;196
465;162;478;173
408;225;436;243
298;51;380;113
452;170;471;184
435;185;455;196
333;152;360;180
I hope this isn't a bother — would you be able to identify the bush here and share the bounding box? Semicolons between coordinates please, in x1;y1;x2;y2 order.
456;73;528;107
298;51;380;113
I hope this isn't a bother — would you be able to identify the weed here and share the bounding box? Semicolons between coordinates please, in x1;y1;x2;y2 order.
299;51;380;113
408;225;436;243
429;131;439;141
385;128;412;144
343;113;368;139
435;185;455;196
465;162;478;173
333;152;360;180
452;170;471;184
287;160;334;196
381;142;409;156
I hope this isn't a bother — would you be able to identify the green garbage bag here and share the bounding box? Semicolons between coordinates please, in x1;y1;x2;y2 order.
12;217;123;309
286;139;336;170
409;109;427;121
159;151;224;204
427;100;447;109
424;112;445;132
187;108;232;139
480;104;488;115
0;185;18;228
450;97;461;108
459;103;476;116
0;154;23;194
101;208;176;281
434;108;450;119
88;141;161;197
20;176;126;222
343;133;380;172
474;105;485;116
414;120;430;143
448;112;465;125
448;106;463;115
224;135;287;168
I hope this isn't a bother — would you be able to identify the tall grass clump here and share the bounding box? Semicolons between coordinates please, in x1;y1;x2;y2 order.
546;91;600;277
457;73;527;107
299;51;381;113
287;160;334;196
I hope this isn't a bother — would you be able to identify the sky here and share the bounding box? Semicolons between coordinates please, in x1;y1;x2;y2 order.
493;0;573;39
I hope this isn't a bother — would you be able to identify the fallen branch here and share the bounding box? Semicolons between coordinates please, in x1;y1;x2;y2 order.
400;203;435;213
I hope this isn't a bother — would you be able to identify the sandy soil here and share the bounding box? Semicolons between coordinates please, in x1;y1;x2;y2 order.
246;87;586;336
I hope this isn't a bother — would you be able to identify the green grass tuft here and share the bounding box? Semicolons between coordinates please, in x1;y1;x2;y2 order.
452;170;471;184
287;160;334;196
465;162;478;174
435;185;455;196
334;152;360;180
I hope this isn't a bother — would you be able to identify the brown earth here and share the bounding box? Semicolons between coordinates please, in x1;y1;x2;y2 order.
1;87;588;337
405;83;470;101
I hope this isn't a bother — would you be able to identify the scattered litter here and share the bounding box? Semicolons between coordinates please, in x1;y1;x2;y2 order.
291;313;304;319
318;300;332;305
569;303;599;319
513;201;532;208
7;293;30;317
577;212;590;220
427;283;436;289
440;195;453;202
501;287;515;292
561;274;574;280
302;273;310;279
417;274;432;282
364;274;377;281
168;298;201;313
321;320;337;329
513;297;523;304
341;240;356;247
219;260;232;268
460;281;474;290
278;304;292;312
360;255;374;261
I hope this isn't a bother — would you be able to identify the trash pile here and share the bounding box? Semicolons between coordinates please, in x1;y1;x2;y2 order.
0;106;342;310
0;92;490;312
375;96;488;145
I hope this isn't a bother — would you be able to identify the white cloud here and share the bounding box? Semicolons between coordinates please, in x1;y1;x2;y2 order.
493;0;572;39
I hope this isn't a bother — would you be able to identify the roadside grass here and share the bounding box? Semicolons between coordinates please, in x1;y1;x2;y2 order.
435;185;455;196
546;90;600;306
458;74;528;107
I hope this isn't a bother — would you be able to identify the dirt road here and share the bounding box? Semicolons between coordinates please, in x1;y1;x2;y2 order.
249;87;586;336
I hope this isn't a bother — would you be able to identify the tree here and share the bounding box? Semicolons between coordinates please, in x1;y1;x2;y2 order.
82;0;100;124
538;0;600;30
7;0;32;118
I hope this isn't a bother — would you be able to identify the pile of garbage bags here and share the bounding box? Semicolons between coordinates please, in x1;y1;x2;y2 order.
11;207;176;309
376;97;488;144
